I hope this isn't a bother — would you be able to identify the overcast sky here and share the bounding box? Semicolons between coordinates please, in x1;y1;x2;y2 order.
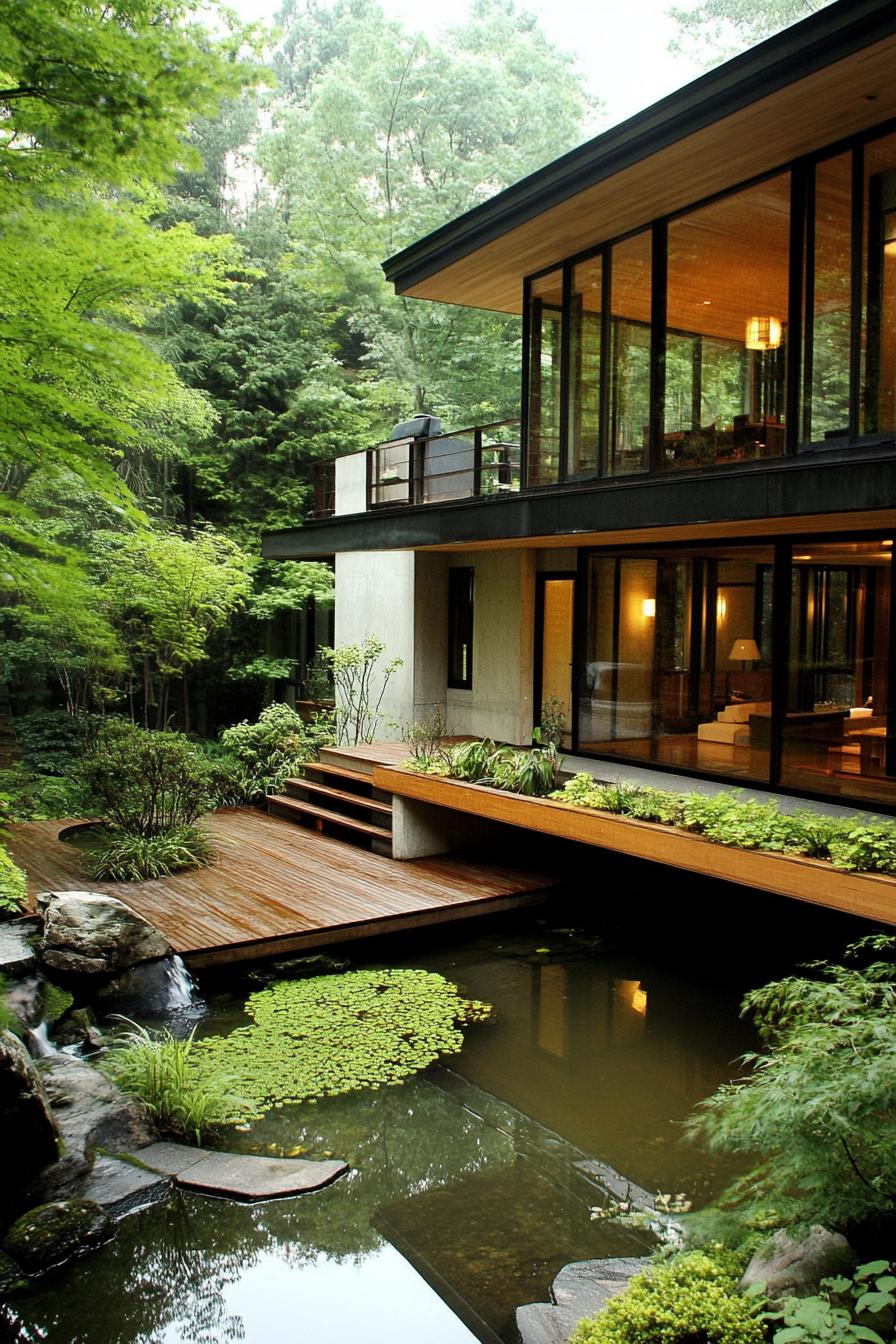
227;0;711;129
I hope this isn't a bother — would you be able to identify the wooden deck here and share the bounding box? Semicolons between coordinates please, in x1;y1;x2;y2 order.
8;808;556;968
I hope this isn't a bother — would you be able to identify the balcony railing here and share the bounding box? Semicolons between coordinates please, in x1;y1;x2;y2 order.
367;420;521;510
309;420;521;520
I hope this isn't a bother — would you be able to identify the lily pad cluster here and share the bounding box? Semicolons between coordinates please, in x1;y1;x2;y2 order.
190;969;492;1122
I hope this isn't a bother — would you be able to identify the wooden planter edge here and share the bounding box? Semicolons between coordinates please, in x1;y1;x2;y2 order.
374;764;896;925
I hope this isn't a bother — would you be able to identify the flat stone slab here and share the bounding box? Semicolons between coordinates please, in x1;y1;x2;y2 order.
137;1141;348;1200
80;1156;172;1219
517;1256;650;1344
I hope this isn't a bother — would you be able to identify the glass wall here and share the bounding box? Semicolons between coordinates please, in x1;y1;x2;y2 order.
579;544;774;782
805;152;852;442
780;538;892;803
526;269;564;486
863;132;896;436
577;535;896;807
608;232;652;476
663;174;790;468
567;257;601;478
522;122;896;487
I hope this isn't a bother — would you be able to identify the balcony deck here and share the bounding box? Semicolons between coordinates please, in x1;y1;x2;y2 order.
8;807;556;969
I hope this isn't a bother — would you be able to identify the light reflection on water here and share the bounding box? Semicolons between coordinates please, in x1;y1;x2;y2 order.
6;903;766;1344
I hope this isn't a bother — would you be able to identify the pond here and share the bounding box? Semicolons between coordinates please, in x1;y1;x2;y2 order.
3;881;859;1344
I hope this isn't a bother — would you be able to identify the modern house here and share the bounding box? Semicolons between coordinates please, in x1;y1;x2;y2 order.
264;0;896;814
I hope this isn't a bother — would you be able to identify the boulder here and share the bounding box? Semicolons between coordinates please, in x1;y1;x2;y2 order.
740;1226;857;1299
2;1199;111;1274
0;1249;27;1295
96;954;200;1019
31;1055;155;1202
39;892;171;977
0;1030;59;1222
0;919;39;978
4;976;45;1030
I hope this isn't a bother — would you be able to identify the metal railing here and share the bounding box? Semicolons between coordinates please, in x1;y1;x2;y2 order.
367;420;521;510
309;419;521;520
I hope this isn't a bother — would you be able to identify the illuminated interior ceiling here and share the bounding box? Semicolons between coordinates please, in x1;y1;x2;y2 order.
384;21;896;316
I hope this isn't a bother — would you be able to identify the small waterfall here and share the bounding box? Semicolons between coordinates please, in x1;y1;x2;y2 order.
24;1022;59;1058
163;956;199;1011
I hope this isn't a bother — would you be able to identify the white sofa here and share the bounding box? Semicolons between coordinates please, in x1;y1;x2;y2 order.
696;701;771;746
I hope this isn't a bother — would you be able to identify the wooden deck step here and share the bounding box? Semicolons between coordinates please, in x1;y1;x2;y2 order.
284;778;393;817
302;761;375;787
267;794;392;841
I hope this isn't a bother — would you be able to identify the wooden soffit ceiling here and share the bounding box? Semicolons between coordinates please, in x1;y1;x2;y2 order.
386;19;896;316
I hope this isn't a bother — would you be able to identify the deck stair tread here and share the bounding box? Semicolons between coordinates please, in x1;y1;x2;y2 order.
284;778;392;816
268;794;392;839
302;761;376;786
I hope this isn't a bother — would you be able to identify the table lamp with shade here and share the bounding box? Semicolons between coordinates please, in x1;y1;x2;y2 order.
729;637;761;671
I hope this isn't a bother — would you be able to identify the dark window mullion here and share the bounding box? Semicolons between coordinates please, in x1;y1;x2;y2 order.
649;220;668;473
785;162;808;452
520;277;532;489
801;160;816;444
849;144;864;441
598;247;612;477
558;263;572;484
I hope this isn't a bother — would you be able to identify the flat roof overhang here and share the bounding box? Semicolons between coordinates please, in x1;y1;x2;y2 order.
262;444;896;559
383;0;896;314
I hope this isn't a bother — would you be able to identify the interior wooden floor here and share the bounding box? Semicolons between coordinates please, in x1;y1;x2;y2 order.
8;808;556;969
578;733;896;805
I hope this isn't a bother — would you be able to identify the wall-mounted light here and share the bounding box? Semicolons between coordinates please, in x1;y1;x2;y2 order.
641;598;656;619
745;316;783;350
716;594;727;623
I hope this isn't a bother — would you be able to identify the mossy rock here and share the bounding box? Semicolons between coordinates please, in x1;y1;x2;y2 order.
2;1199;111;1273
0;1248;27;1295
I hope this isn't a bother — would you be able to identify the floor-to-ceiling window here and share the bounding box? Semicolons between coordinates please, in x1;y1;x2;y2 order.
523;122;896;487
577;535;896;806
608;231;652;477
780;538;893;804
578;544;774;783
663;174;790;468
526;269;564;486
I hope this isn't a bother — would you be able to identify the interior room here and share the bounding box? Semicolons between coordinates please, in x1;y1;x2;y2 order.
576;536;894;803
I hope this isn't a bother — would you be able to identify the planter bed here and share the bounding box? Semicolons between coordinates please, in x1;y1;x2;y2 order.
373;765;896;925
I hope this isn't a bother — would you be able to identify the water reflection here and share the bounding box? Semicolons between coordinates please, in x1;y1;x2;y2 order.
7;913;755;1344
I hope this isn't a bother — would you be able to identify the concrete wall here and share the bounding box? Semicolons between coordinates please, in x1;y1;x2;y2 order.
446;548;536;746
332;434;537;747
334;451;367;516
333;551;416;741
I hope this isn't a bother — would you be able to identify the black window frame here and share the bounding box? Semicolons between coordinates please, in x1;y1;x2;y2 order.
447;566;475;690
520;115;896;489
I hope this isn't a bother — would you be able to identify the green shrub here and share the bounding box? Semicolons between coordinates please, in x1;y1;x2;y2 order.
79;720;212;836
447;737;498;782
550;776;896;877
679;792;819;855
101;1021;237;1145
570;1251;764;1344
0;766;92;822
827;824;896;875
688;938;896;1233
86;823;214;882
764;1260;896;1343
443;737;561;796
0;846;27;917
12;709;85;776
218;702;331;803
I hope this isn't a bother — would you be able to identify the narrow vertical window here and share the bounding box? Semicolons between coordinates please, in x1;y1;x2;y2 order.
448;568;474;689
